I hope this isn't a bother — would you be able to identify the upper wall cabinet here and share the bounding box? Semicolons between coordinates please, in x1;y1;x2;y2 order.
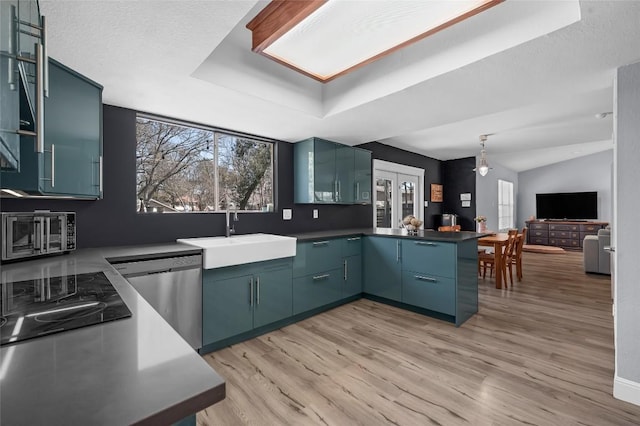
1;58;103;198
0;0;44;172
293;137;371;205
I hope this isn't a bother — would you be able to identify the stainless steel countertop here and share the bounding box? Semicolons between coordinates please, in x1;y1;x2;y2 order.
0;243;224;426
290;227;486;242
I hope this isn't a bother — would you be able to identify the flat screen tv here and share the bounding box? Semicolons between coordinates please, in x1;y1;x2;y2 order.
536;191;598;220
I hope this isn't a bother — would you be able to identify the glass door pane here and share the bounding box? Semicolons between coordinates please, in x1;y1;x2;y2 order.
376;178;393;228
399;173;420;222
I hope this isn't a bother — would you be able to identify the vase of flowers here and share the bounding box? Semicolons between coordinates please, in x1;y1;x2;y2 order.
475;216;487;232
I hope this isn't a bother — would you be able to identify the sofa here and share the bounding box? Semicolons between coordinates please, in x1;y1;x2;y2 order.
583;228;611;274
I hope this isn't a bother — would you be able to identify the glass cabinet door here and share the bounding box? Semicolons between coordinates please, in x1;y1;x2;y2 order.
354;148;371;204
335;144;354;203
0;1;21;170
312;138;337;203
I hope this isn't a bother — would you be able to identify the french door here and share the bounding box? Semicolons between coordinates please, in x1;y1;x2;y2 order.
374;162;423;229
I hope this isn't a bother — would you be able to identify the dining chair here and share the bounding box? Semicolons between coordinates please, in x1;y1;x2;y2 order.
438;225;461;232
479;229;518;286
511;227;528;281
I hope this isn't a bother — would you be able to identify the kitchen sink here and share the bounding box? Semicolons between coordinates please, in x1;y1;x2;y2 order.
176;234;297;269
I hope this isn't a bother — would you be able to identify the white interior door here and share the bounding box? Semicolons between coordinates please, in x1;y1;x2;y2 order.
373;161;424;229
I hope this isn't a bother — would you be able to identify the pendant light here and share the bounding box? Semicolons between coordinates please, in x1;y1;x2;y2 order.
476;135;490;176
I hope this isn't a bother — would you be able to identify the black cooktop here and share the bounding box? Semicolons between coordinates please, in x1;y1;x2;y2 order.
0;271;132;346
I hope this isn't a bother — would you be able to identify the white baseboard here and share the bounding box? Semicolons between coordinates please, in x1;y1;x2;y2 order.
614;376;640;406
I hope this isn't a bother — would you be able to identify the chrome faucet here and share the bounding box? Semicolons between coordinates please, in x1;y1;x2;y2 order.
225;201;239;237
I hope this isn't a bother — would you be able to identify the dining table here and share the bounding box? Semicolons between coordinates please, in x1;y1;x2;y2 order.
477;232;521;289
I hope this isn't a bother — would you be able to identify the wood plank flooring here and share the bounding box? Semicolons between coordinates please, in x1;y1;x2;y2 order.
198;251;640;425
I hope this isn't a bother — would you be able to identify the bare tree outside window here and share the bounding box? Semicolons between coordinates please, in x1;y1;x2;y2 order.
136;116;274;213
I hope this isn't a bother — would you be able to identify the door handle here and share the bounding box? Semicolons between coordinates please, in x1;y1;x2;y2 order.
256;276;260;305
603;246;615;253
343;260;347;281
249;277;254;307
415;275;438;283
312;274;330;281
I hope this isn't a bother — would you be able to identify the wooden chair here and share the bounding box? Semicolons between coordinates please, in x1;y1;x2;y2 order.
438;225;461;232
511;227;528;281
479;229;518;287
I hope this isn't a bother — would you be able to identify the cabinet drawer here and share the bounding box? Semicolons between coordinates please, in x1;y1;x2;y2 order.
549;238;580;247
342;236;363;257
580;224;601;232
293;239;342;277
529;223;549;230
549;224;580;231
402;270;455;316
530;237;548;245
531;230;549;237
293;268;343;315
549;231;579;239
401;240;455;278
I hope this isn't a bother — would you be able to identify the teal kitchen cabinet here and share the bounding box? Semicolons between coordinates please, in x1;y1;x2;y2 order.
353;148;372;204
202;258;293;346
363;236;402;301
293;268;343;315
342;236;362;297
401;240;456;278
293;137;371;204
1;58;102;197
401;270;456;315
293;239;342;278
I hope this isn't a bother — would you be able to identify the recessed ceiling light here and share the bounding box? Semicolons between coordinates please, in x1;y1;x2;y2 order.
247;0;504;82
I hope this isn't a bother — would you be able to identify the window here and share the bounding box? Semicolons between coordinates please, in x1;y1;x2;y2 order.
135;116;274;213
498;179;514;230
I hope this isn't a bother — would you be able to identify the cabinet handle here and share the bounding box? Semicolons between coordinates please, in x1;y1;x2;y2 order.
50;143;55;188
343;260;347;281
347;237;361;241
36;42;45;153
356;182;360;199
334;181;338;202
312;274;330;281
337;180;341;200
312;241;329;246
44;217;50;252
8;6;16;89
415;241;436;246
256;276;260;305
415;275;438;283
42;16;49;97
99;156;103;193
249;277;254;307
396;240;400;263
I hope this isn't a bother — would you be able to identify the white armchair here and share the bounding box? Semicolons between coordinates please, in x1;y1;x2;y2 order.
583;229;611;274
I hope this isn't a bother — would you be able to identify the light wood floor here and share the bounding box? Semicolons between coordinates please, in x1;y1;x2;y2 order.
198;251;640;425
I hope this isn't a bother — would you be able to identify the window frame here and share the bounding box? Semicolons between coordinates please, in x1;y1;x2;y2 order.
497;179;514;231
135;112;277;214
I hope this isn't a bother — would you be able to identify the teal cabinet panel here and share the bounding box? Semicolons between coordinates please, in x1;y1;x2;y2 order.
293;239;342;277
0;58;102;197
335;144;354;203
313;138;337;203
353;148;372;204
293;268;342;315
253;265;293;328
202;272;253;345
341;236;362;258
293;137;372;205
401;240;456;278
455;240;479;326
401;270;455;316
343;255;362;297
363;237;402;301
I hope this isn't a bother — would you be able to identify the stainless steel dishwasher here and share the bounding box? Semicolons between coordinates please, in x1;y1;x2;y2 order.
112;254;202;350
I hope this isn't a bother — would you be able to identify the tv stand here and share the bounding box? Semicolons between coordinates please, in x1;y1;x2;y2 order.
526;220;608;250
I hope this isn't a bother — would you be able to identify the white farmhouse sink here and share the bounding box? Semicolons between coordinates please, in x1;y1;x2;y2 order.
177;234;297;269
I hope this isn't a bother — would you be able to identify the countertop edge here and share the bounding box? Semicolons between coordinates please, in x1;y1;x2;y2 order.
290;228;487;242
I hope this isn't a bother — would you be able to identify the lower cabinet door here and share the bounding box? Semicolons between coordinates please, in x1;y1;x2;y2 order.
253;267;293;329
203;274;254;345
401;270;455;316
293;268;342;315
363;237;402;301
343;255;362;297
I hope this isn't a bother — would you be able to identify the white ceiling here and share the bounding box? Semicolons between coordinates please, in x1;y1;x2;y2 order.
40;0;640;172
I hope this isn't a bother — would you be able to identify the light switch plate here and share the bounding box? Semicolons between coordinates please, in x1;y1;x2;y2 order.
282;209;292;220
313;209;319;219
424;201;429;207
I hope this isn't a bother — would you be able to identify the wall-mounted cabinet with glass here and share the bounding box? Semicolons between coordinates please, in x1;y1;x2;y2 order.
293;137;371;205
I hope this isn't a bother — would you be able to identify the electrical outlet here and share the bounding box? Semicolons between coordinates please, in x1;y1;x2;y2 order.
313;209;319;219
282;209;292;220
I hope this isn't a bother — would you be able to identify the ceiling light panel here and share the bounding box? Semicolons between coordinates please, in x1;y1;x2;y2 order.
251;0;502;82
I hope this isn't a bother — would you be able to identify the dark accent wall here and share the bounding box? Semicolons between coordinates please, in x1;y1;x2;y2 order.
1;105;370;248
356;142;443;229
442;157;477;231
